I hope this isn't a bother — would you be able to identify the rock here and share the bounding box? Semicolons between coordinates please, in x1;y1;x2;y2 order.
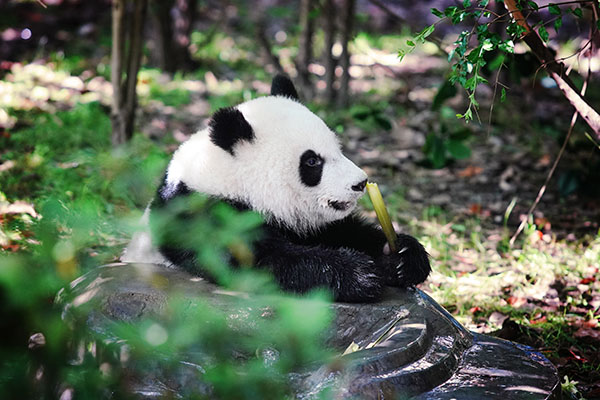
430;193;452;205
61;263;560;399
407;188;424;201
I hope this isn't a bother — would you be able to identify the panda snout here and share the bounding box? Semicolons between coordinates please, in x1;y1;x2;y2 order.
351;179;367;192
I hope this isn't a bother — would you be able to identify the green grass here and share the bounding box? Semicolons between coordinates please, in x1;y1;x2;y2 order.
0;102;169;267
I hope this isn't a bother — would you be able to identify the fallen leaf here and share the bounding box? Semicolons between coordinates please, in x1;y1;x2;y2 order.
469;203;482;215
507;296;528;308
469;306;482;314
457;165;483;178
531;315;547;325
569;347;589;362
536;154;551;168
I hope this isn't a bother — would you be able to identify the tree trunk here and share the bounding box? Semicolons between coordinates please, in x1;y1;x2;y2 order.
151;0;176;72
111;0;126;146
337;0;355;108
323;0;337;103
251;2;284;75
150;0;197;73
111;0;148;147
296;0;315;100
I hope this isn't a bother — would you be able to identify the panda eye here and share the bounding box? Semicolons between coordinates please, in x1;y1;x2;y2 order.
305;157;323;167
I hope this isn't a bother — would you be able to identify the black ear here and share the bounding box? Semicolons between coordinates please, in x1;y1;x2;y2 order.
209;107;254;155
270;74;299;100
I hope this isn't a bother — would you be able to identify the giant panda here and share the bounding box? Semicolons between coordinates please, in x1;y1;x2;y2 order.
122;75;431;302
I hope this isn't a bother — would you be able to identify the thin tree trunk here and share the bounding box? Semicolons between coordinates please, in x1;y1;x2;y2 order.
337;0;355;108
150;0;197;73
323;0;337;103
151;0;176;72
256;16;284;74
297;0;314;100
503;0;600;138
111;0;148;146
123;0;147;138
111;0;126;146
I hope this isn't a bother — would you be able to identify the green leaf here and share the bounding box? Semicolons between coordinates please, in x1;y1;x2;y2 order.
447;140;471;159
539;25;549;42
500;87;506;102
432;79;457;111
488;54;505;71
398;49;406;61
431;8;444;18
498;39;514;53
406;40;415;47
349;104;371;119
458;108;473;121
573;7;583;18
482;38;494;51
424;133;446;168
416;24;436;42
527;1;539;11
445;6;459;18
549;3;561;15
480;0;489;6
449;127;472;141
374;115;392;131
463;0;471;8
554;18;562;32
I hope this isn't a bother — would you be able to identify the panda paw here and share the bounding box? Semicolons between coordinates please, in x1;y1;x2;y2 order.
334;249;384;302
379;234;431;288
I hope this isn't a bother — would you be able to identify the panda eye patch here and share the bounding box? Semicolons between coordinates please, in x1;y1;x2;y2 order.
299;150;324;187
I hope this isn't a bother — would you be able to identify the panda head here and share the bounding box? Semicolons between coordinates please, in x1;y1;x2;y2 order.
165;75;368;233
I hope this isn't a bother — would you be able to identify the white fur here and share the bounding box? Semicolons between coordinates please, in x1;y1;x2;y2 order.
167;96;367;232
122;95;367;264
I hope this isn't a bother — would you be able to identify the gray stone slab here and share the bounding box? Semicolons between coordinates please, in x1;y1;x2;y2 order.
60;263;560;399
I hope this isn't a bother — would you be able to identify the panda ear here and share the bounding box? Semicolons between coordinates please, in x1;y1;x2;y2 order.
270;74;299;100
209;107;254;155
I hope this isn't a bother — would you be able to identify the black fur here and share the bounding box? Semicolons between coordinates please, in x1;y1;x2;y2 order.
150;182;431;302
299;150;324;187
209;107;254;155
270;74;299;100
156;178;191;205
150;177;200;274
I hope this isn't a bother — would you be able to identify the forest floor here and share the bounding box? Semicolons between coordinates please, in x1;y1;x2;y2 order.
1;31;600;397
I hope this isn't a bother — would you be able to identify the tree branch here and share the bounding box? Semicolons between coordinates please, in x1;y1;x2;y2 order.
503;0;600;139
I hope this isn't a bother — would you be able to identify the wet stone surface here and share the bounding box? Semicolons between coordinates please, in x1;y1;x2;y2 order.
61;263;560;399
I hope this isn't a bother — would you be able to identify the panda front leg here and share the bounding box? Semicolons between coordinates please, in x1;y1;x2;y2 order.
254;238;384;302
313;215;432;288
376;233;432;288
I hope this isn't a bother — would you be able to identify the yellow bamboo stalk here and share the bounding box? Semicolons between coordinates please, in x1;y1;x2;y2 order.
366;182;397;253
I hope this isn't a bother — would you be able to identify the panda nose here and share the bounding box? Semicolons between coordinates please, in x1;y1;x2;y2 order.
351;179;367;192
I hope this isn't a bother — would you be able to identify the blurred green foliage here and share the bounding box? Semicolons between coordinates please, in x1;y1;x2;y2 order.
0;101;333;398
422;106;472;169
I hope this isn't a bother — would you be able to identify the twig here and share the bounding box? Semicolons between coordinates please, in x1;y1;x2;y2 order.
509;8;595;246
36;0;47;8
487;60;506;133
584;131;600;149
